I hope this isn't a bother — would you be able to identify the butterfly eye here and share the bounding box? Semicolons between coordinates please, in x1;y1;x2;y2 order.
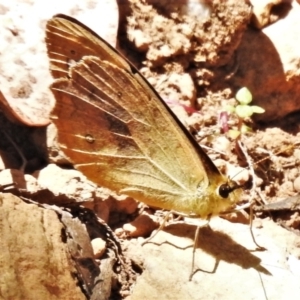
218;182;240;198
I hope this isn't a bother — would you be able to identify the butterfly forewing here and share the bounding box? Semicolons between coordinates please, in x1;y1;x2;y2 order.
46;15;129;79
46;15;239;217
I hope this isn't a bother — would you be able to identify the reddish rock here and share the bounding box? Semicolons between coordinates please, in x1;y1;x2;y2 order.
123;213;159;238
0;193;86;299
231;2;300;121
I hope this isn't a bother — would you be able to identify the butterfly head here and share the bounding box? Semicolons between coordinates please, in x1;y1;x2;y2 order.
191;176;243;219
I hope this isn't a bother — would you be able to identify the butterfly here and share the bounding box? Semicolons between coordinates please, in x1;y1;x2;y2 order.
45;14;241;216
45;14;243;277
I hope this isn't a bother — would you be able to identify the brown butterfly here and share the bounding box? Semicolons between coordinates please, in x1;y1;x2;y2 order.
46;14;241;215
45;14;243;276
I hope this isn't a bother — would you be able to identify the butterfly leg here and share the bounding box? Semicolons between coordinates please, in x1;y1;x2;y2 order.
221;203;265;250
249;204;266;250
189;215;211;281
141;211;172;246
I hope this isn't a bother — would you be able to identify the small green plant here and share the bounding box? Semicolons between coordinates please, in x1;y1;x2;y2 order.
222;87;265;140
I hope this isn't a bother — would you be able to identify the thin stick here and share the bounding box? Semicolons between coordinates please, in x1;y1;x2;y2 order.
237;139;256;192
2;130;27;172
237;140;266;249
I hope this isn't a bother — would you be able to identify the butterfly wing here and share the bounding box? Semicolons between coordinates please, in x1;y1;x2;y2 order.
46;15;237;216
45;15;128;79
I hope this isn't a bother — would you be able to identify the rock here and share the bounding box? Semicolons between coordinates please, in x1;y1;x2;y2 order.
250;0;290;29
0;0;119;126
0;193;86;299
111;195;139;215
293;176;300;192
231;1;300;121
0;168;38;192
33;163;97;203
123;213;159;238
91;238;106;259
94;199;110;223
127;217;300;300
